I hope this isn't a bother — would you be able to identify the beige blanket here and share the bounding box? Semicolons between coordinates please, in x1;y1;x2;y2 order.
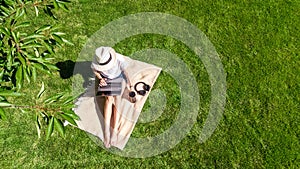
74;57;161;150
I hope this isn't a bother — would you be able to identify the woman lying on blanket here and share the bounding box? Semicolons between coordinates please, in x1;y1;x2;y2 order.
91;46;132;148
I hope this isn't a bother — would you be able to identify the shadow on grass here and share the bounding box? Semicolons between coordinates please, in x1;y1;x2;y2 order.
56;60;93;88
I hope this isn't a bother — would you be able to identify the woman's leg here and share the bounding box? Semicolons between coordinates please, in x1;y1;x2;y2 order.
104;96;114;148
110;96;120;145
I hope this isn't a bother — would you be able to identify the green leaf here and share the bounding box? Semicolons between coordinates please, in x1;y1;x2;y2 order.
19;108;26;113
54;117;65;138
16;32;20;39
52;34;63;44
44;57;56;61
15;22;30;29
0;101;12;107
1;11;9;17
34;6;39;16
34;48;40;57
46;116;54;140
37;82;45;99
12;31;18;42
23;39;35;45
15;7;25;19
32;63;51;74
31;66;37;82
35;25;52;33
52;32;65;36
41;41;54;54
17;53;26;66
22;34;44;40
15;7;21;19
28;56;44;62
62;96;75;104
7;51;12;70
53;0;59;10
40;112;49;124
0;90;23;97
23;66;30;83
0;27;10;36
58;3;69;12
4;0;14;6
0;96;6;101
43;93;64;104
26;64;31;76
60;104;76;109
43;63;59;71
35;115;41;138
64;110;80;120
0;107;7;120
0;69;4;79
10;48;16;62
16;65;23;90
21;43;43;49
0;6;10;14
60;113;77;126
62;38;74;45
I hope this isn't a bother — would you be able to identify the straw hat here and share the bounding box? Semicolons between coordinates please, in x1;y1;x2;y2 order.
91;47;117;71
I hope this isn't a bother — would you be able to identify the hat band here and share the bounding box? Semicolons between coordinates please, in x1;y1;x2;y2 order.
98;53;112;65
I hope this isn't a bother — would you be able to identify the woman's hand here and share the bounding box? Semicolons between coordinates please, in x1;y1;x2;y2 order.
99;78;107;87
126;83;133;90
93;69;107;87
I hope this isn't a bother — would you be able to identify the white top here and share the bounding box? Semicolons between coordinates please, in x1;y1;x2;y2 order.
92;53;128;79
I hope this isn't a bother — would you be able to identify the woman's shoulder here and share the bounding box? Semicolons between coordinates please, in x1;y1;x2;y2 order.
116;53;132;62
116;53;127;63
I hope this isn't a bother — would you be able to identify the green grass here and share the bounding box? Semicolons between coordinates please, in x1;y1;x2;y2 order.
1;0;299;168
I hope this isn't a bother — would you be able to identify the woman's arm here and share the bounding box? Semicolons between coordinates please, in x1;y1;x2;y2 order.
122;70;132;88
93;69;107;86
93;70;102;79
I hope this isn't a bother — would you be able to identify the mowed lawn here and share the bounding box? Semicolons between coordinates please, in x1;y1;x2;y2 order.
1;0;299;168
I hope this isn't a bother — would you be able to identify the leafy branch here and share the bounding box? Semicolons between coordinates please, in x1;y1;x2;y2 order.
0;0;77;139
1;82;80;139
1;0;73;90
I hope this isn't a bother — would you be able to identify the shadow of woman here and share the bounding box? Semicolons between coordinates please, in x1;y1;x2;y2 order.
56;60;94;88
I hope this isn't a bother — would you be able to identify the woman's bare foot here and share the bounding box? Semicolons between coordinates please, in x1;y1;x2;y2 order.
104;139;111;148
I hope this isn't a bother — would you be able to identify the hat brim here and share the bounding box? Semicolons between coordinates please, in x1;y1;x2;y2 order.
91;48;117;71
